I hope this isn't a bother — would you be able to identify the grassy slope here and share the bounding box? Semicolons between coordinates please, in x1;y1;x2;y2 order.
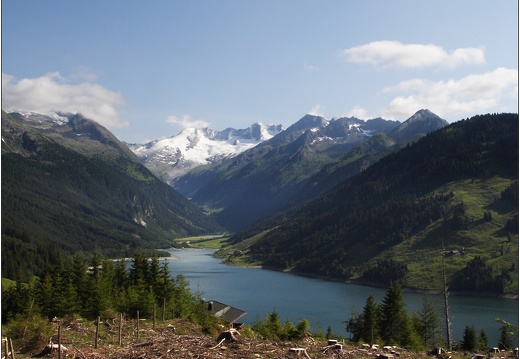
373;177;518;293
212;114;519;294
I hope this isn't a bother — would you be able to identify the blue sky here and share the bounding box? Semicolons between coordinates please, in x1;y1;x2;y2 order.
2;0;518;143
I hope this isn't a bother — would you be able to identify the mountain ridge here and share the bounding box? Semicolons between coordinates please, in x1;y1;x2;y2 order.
218;113;519;294
126;122;284;183
1;110;222;280
172;109;447;231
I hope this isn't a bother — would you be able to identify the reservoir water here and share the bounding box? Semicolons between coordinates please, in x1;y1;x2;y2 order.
165;248;518;347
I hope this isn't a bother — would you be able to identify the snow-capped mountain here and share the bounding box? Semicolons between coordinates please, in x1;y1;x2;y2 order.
171;109;447;231
126;123;283;184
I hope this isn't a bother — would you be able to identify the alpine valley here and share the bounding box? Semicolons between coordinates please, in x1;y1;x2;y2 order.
2;109;518;295
1;111;222;279
133;109;448;231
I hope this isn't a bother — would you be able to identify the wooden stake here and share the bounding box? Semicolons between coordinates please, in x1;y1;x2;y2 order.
136;310;140;339
58;325;61;359
95;316;100;349
442;242;452;350
162;298;166;321
119;313;123;346
9;338;15;359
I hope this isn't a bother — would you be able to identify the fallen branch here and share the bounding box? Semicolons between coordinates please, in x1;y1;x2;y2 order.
71;345;87;359
210;338;226;349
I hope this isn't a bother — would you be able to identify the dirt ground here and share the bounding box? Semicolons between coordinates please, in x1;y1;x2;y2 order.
36;332;429;358
6;317;438;359
2;320;460;359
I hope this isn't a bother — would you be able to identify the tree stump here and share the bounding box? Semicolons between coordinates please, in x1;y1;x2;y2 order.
33;344;68;357
216;329;239;342
289;347;311;358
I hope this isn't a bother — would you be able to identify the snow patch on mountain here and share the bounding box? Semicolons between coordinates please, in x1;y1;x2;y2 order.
127;122;284;182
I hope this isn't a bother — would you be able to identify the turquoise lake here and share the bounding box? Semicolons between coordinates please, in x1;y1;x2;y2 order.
165;248;518;347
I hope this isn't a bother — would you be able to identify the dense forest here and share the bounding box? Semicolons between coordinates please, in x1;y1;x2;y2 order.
1;111;221;281
2;252;219;328
3;257;517;354
344;283;516;351
225;113;519;294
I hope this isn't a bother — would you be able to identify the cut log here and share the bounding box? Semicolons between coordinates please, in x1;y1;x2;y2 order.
289;347;311;358
216;329;240;342
32;343;68;357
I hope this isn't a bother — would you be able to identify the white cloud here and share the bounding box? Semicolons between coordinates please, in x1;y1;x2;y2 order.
346;106;369;119
2;72;128;129
342;41;485;69
381;67;518;120
166;114;211;129
308;104;324;116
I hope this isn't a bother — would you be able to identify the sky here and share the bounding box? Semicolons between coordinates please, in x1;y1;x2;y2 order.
2;0;518;143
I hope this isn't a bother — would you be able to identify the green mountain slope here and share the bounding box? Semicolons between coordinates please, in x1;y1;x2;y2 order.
174;111;445;232
1;111;221;280
288;132;398;206
219;113;519;294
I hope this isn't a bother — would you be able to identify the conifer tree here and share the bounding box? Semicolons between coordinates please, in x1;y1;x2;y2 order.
114;258;128;288
496;318;516;350
130;250;149;285
148;255;161;290
360;294;380;344
418;295;441;348
70;253;89;310
461;325;477;351
158;260;175;304
172;274;194;318
478;329;488;351
379;282;408;345
37;273;55;319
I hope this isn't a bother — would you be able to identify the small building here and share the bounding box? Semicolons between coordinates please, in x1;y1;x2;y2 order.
204;300;247;327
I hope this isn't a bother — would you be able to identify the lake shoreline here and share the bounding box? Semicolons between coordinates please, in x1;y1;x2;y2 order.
216;253;519;300
161;247;518;300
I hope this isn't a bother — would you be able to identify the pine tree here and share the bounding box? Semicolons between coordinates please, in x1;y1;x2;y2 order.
461;325;477;351
326;325;333;340
114;258;128;288
37;272;55;319
158;260;175;309
360;294;380;344
379;282;408;345
172;274;194;318
148;255;161;295
418;295;441;348
496;318;516;350
130;250;149;285
478;329;488;351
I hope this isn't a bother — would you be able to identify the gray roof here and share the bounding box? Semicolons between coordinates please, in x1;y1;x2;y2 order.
205;300;247;323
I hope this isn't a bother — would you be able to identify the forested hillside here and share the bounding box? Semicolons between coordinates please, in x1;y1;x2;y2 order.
174;110;445;231
220;113;519;294
1;111;221;281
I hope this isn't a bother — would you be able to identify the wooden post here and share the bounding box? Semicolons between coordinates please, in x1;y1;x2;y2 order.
58;325;61;359
442;243;452;350
9;338;15;359
9;338;14;359
4;337;8;359
95;316;100;349
136;310;140;339
153;304;156;329
119;313;123;346
162;298;166;321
